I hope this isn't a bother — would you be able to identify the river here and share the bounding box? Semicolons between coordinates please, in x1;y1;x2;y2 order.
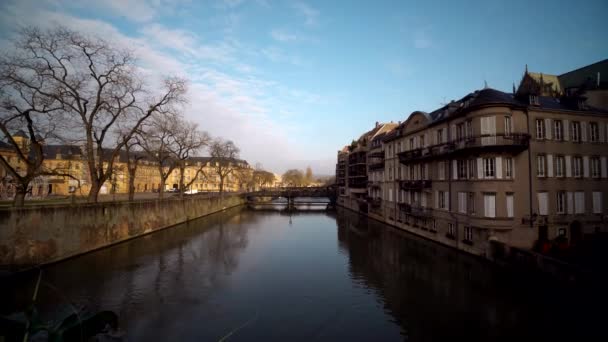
2;206;606;341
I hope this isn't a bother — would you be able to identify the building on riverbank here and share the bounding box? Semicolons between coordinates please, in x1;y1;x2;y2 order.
0;134;252;198
336;60;608;257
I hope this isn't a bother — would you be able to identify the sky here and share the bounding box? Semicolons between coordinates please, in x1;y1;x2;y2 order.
0;0;606;175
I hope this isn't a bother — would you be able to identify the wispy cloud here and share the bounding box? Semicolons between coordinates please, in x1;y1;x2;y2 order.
0;0;321;173
270;29;298;42
292;1;319;26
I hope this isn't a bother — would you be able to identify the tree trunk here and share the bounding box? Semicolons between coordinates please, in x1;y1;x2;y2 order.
88;178;101;203
219;177;224;199
159;177;166;199
13;185;26;208
128;167;136;201
178;164;185;199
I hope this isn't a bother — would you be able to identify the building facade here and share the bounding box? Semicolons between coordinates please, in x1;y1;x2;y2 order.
337;68;608;256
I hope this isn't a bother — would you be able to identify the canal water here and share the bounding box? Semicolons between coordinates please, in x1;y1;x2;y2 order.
2;206;606;341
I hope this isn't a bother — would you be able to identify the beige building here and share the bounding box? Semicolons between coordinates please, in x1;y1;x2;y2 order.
337;69;608;257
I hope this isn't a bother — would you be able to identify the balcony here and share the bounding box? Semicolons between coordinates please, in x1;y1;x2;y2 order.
367;197;382;208
367;180;381;189
398;203;433;218
368;151;384;158
399;179;432;190
368;162;385;171
397;133;530;164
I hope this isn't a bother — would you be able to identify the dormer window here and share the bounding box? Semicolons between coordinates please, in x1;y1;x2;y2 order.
529;95;539;106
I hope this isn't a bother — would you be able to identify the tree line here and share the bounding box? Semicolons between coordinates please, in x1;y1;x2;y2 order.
0;26;259;207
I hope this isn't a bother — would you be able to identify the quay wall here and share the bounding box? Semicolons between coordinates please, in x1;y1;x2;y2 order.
0;195;245;270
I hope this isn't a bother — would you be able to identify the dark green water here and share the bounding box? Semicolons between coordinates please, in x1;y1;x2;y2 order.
2;207;605;341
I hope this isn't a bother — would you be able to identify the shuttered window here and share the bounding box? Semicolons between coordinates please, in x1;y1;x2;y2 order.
538;192;548;216
506;194;514;218
458;192;467;214
593;192;603;214
483;193;496;218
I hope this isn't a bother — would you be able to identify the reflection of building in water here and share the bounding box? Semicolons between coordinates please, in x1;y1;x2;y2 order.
335;207;568;341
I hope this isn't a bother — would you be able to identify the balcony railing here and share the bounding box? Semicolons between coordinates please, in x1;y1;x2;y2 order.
399;179;432;190
368;162;385;171
398;203;433;218
368;151;384;158
366;197;382;208
397;133;530;164
367;181;381;189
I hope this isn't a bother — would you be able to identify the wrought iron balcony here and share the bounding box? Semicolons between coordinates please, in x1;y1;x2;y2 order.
397;133;530;164
368;162;385;171
399;179;432;190
398;203;433;218
367;180;381;189
368;151;384;158
366;197;382;208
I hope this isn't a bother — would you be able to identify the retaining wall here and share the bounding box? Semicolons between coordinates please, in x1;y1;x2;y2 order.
0;195;245;270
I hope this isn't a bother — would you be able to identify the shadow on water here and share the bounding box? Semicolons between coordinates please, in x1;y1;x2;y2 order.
1;206;606;341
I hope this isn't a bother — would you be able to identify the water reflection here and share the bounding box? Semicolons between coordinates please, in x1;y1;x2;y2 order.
2;207;606;341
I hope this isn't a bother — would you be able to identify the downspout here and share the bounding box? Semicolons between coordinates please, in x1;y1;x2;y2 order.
524;108;533;227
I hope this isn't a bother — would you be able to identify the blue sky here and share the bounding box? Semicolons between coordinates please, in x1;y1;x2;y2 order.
1;0;606;174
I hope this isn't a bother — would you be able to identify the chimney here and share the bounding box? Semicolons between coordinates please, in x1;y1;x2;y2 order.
375;121;379;128
598;72;601;87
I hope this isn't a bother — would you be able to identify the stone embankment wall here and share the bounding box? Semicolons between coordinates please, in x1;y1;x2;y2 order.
0;195;244;270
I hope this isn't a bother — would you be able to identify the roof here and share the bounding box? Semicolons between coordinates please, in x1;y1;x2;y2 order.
42;145;82;160
558;59;608;90
527;72;562;94
13;130;28;138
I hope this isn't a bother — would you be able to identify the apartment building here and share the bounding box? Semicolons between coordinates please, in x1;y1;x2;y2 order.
337;85;608;256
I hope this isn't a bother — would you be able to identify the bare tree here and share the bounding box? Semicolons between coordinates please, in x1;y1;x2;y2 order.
252;170;275;189
232;165;253;192
3;26;186;203
208;138;240;197
167;119;210;197
282;169;305;187
121;134;146;201
0;49;68;206
137;113;179;199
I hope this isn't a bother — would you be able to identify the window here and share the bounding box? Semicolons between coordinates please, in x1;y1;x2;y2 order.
592;192;603;214
456;123;465;140
556;156;565;177
457;160;467;179
466;120;473;138
468;192;475;215
573;157;582;178
448;223;456;237
557;192;566;214
536;155;546;177
554;120;563;141
420;135;425;147
574;191;585;214
458;192;467;214
530;95;539;105
571;121;581;142
506;193;514;218
484;193;496;218
409;138;415;150
438;161;445;180
437;129;443;144
538;192;549;215
468;159;476;179
591;157;601;178
504;116;512;136
590;122;599;142
464;226;473;242
483;158;495;178
536;119;545;139
438;191;446;209
505;158;513;179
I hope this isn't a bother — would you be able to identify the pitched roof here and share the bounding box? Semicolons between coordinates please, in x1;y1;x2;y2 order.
527;72;562;94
